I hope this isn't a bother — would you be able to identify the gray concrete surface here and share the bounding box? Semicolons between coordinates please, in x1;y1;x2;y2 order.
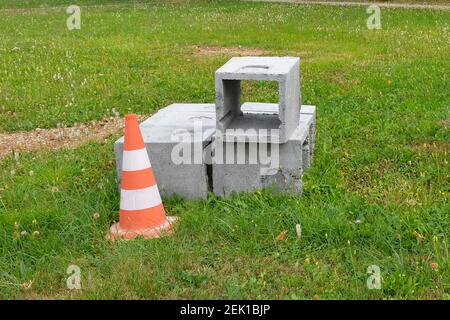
115;104;216;200
212;105;315;197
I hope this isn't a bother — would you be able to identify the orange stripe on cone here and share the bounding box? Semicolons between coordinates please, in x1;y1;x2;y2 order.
109;114;177;240
119;204;167;230
121;168;156;190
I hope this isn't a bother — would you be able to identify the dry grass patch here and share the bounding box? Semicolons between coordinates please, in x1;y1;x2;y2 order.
438;118;450;128
409;141;450;155
192;45;268;57
0;115;147;160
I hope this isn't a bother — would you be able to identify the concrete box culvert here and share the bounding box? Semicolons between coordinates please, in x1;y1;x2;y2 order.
215;57;301;144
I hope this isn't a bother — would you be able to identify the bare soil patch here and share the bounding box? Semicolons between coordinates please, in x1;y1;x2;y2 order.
0;115;146;160
192;46;268;57
410;141;450;154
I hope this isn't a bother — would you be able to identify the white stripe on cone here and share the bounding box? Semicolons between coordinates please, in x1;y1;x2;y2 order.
122;148;151;171
120;185;162;211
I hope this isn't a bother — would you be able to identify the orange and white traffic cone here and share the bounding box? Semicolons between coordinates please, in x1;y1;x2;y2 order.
109;114;177;240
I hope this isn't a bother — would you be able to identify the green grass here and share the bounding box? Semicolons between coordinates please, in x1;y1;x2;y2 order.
0;0;449;299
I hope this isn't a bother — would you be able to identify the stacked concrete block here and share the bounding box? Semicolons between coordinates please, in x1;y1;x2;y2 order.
115;103;216;200
215;57;301;143
212;103;315;197
212;56;312;197
114;103;315;199
114;56;316;199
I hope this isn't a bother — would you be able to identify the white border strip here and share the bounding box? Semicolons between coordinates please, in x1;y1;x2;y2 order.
122;148;151;171
120;185;162;211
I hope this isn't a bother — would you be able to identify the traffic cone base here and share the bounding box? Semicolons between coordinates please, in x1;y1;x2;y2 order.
109;216;178;240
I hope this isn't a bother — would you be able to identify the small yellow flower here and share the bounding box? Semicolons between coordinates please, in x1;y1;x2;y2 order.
93;212;100;219
32;231;40;237
51;186;59;193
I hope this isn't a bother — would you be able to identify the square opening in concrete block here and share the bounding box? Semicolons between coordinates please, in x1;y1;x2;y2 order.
216;57;301;143
223;80;281;135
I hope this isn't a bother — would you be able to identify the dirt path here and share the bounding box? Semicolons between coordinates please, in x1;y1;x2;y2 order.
0;116;145;160
0;3;128;14
0;1;448;14
244;0;450;10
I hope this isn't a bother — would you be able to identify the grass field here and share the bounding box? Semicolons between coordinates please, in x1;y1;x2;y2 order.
0;0;449;299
